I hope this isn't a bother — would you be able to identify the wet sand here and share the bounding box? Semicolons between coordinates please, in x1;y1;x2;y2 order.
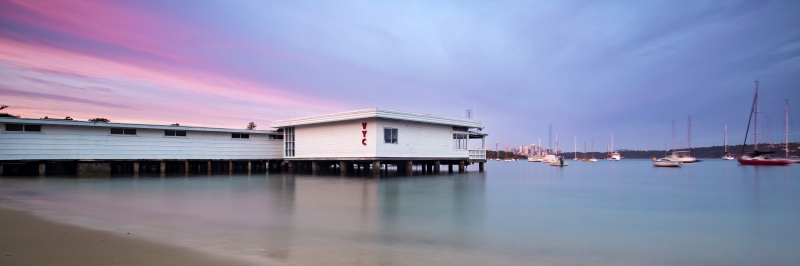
0;207;258;266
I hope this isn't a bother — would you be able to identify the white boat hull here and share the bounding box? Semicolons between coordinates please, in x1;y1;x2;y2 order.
654;160;682;167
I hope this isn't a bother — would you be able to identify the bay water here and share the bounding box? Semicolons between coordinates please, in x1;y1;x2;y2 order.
1;160;798;265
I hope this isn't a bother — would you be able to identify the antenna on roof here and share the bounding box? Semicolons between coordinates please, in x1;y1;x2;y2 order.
465;109;473;120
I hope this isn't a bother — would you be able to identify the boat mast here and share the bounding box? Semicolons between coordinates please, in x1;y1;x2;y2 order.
612;133;615;152
584;141;587;159
787;99;790;159
754;80;759;151
688;116;691;155
724;123;728;154
574;135;577;159
740;80;759;157
555;133;559;156
671;120;675;152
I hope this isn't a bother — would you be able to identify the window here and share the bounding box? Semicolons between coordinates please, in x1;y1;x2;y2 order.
4;124;40;132
269;135;284;139
284;127;294;157
232;133;250;139
110;128;136;135
165;130;187;137
453;126;469;132
453;133;467;150
384;128;398;144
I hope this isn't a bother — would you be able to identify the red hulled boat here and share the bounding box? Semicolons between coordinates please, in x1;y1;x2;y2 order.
737;81;791;166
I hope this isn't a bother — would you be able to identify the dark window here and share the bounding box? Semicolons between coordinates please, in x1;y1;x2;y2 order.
269;135;283;139
111;128;136;135
232;133;249;139
165;130;187;136
453;126;469;132
384;128;398;144
5;124;24;131
24;125;41;132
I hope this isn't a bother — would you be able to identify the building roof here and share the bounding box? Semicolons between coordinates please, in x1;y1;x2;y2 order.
0;117;278;134
270;108;483;128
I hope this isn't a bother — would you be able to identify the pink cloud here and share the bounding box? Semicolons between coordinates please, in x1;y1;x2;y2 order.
0;37;342;128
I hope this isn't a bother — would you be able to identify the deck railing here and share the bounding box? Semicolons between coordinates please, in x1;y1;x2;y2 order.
468;149;486;160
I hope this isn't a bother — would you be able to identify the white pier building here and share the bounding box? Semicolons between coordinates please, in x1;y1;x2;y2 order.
271;108;487;175
0;109;486;176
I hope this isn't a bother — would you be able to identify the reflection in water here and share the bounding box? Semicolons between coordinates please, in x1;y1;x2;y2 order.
0;161;798;266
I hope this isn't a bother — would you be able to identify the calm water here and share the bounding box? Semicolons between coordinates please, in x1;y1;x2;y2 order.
1;160;798;265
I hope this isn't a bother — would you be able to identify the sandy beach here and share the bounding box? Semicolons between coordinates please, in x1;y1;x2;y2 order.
0;206;258;266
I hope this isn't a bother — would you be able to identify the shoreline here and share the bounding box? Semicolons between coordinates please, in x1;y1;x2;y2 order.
0;206;262;266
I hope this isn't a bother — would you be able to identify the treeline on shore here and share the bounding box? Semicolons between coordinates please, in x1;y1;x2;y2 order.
487;142;799;159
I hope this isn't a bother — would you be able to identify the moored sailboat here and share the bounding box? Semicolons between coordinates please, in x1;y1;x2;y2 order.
722;124;735;160
738;81;791;166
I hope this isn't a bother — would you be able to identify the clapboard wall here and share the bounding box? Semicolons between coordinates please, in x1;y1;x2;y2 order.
376;118;468;159
0;123;282;161
293;118;377;159
290;118;468;159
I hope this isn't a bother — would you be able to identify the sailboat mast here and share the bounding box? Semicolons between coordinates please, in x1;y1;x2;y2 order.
740;81;759;157
754;80;759;150
671;120;675;152
787;99;790;159
612;133;615;151
555;133;559;156
688;116;692;155
724;123;728;154
574;135;577;158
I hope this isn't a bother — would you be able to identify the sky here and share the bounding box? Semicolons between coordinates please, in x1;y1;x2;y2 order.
0;0;798;150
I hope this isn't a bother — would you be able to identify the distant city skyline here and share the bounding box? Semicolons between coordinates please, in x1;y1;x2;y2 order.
1;0;798;150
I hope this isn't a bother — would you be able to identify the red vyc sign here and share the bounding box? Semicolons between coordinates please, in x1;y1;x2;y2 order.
362;122;367;145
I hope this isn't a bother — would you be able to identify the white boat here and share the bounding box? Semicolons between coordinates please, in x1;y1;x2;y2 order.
503;158;512;162
609;151;622;161
542;154;557;163
549;157;569;166
664;150;697;163
589;158;598;162
527;157;542;162
653;159;682;167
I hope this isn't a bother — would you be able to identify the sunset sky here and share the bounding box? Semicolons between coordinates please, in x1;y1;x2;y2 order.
1;0;798;150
